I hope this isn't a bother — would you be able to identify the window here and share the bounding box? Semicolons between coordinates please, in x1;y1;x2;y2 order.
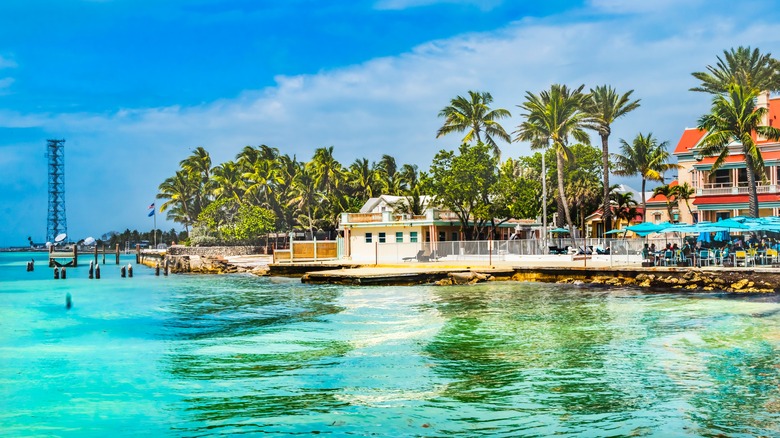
379;232;386;243
710;169;730;185
425;232;430;242
653;213;662;223
452;232;458;241
439;231;446;242
396;232;403;243
410;232;418;243
365;233;372;243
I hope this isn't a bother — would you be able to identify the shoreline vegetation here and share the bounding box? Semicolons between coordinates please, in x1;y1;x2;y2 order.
154;46;780;255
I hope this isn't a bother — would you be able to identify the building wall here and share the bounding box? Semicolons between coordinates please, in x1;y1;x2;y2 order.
349;225;427;262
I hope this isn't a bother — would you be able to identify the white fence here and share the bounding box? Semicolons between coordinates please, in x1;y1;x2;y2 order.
352;236;686;266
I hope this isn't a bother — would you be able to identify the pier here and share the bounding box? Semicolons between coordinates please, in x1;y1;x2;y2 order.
48;244;122;268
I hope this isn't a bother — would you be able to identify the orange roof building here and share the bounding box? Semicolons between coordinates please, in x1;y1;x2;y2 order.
651;91;780;224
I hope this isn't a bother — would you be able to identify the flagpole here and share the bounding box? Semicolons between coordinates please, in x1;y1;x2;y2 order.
153;208;157;248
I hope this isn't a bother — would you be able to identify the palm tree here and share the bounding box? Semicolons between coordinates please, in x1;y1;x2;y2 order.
585;85;640;233
612;133;679;217
376;154;402;195
652;184;678;222
308;146;343;196
398;164;420;192
567;168;601;235
676;182;696;222
288;168;320;238
611;191;639;229
691;46;780;94
436;90;512;157
515;84;591;244
211;161;244;202
157;170;198;232
697;84;780;217
180;146;213;214
346;158;380;200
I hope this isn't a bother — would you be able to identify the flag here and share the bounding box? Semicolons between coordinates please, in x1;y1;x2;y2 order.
148;202;156;217
148;209;155;217
148;202;155;210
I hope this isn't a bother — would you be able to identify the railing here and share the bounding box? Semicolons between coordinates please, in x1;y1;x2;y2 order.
352;237;684;266
273;240;338;263
697;182;776;196
345;213;382;223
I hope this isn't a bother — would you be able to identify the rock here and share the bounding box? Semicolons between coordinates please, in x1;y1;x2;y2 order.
639;279;652;288
731;279;750;290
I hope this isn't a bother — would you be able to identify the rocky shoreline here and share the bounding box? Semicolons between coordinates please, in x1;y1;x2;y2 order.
553;270;776;293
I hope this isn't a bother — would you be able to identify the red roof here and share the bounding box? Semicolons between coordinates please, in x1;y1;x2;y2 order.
646;180;679;203
673;95;780;153
696;149;780;165
693;193;780;205
673;128;707;154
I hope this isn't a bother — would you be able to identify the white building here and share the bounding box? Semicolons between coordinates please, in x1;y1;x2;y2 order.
339;195;541;262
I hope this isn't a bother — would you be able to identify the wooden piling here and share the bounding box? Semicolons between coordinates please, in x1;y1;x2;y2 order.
94;245;98;266
73;245;78;267
115;244;120;265
102;245;106;264
136;244;140;264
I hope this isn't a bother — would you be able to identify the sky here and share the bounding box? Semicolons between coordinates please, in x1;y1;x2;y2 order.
1;0;779;247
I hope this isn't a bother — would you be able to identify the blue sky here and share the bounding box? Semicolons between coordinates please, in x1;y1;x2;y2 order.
1;0;779;247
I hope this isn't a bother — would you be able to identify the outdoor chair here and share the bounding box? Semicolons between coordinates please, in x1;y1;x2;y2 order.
402;250;428;262
734;250;754;267
765;248;778;265
662;250;674;266
697;250;713;267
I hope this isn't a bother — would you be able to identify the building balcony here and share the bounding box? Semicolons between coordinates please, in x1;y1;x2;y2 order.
695;182;777;196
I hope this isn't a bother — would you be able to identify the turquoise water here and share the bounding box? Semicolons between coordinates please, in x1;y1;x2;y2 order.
1;252;779;436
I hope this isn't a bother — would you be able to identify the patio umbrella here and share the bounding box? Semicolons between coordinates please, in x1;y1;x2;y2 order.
548;228;570;234
626;222;670;237
604;229;627;235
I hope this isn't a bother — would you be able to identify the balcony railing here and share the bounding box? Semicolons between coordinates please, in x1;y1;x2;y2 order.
695;182;777;196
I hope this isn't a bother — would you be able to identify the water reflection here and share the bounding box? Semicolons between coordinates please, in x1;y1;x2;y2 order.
163;276;351;432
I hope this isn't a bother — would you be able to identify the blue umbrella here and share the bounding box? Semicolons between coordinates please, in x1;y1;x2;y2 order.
626;221;670;237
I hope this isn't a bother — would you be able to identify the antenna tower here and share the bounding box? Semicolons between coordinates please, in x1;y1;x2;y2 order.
46;139;68;243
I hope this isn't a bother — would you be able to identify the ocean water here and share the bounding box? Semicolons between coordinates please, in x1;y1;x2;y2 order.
1;251;779;437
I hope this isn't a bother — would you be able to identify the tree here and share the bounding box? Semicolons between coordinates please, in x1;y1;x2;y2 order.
515;84;591;245
211;161;244;202
611;191;639;229
376;154;402;195
179;146;213;215
157;170;198;232
436;91;512;157
427;142;499;239
612;133;678;217
221;204;276;244
691;46;780;94
287;167;320;238
697;84;780;217
652;184;678;222
585;85;640;233
676;182;696;222
346;158;380;200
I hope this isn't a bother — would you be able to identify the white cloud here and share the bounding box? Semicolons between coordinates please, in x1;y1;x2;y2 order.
0;77;14;92
0;55;17;69
1;0;779;244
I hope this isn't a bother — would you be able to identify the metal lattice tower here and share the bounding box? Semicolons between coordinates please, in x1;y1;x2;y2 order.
46;139;67;243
